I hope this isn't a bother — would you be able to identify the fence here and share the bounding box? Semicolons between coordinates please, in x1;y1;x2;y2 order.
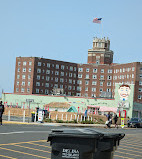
3;108;129;124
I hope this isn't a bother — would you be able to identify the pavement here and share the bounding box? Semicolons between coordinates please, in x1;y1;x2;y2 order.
3;120;127;128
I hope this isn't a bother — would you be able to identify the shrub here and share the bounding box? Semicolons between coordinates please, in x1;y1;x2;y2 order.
44;118;52;123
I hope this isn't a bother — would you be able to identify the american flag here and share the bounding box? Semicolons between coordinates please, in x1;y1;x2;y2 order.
93;18;102;23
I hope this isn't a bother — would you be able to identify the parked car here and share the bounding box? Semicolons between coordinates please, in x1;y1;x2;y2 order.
127;118;142;128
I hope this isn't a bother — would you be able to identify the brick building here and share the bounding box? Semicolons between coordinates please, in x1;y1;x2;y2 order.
14;37;142;103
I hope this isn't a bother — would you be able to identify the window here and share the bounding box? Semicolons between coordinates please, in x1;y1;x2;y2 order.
86;74;89;79
18;62;21;66
100;88;103;92
17;75;20;79
86;68;90;72
123;68;125;72
70;66;73;71
139;88;142;92
132;67;135;71
37;69;41;73
22;81;25;86
17;81;19;85
45;83;49;87
69;73;72;77
101;69;104;73
29;68;31;72
36;82;40;86
100;82;103;86
43;63;45;66
107;76;112;80
18;68;20;72
78;74;82;78
56;64;59;69
55;71;59;75
107;88;111;92
107;82;111;86
46;76;50;81
140;68;142;72
45;89;49;94
61;72;64;76
138;95;141;99
38;62;41;66
55;77;58;82
23;61;26;66
60;78;64;82
92;94;96;97
46;70;50;74
42;69;45;73
100;75;104;80
85;81;89;85
74;73;76;78
42;76;44;79
92;75;97;79
76;93;81;96
120;69;122;73
139;81;142;85
28;75;31;79
108;69;112;73
16;88;19;92
78;68;83;72
69;79;72;84
36;89;39;93
54;84;58;88
85;87;88;91
23;68;26;72
73;80;75;84
28;82;30;86
92;88;96;92
22;75;26;79
21;88;25;92
93;68;97;73
68;86;72;90
132;74;134;78
77;80;82;84
74;67;76;71
60;85;63;89
92;81;97;85
61;65;64;70
140;74;142;78
47;63;50;68
29;61;32;65
37;75;40;80
27;88;30;93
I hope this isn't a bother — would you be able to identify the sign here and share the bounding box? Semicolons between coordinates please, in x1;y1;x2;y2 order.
62;148;79;159
121;118;124;128
38;110;43;122
26;99;34;103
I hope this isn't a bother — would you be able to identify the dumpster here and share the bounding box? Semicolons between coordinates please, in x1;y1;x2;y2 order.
47;128;125;159
47;129;103;159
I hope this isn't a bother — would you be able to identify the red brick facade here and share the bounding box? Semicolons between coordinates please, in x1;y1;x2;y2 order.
14;38;142;103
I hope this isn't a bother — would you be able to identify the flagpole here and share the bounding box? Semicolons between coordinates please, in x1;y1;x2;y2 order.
101;19;103;39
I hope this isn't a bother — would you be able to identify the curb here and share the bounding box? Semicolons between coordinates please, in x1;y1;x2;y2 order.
3;120;128;128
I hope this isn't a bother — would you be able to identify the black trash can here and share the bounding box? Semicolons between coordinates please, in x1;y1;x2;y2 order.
47;128;125;159
92;130;125;159
47;129;103;159
31;112;35;122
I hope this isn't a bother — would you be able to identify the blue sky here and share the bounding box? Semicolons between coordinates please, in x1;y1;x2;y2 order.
0;0;142;95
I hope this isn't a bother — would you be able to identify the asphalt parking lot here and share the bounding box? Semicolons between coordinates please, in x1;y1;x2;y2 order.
0;123;142;159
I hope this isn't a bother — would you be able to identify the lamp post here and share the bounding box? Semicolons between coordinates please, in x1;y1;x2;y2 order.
26;99;34;123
